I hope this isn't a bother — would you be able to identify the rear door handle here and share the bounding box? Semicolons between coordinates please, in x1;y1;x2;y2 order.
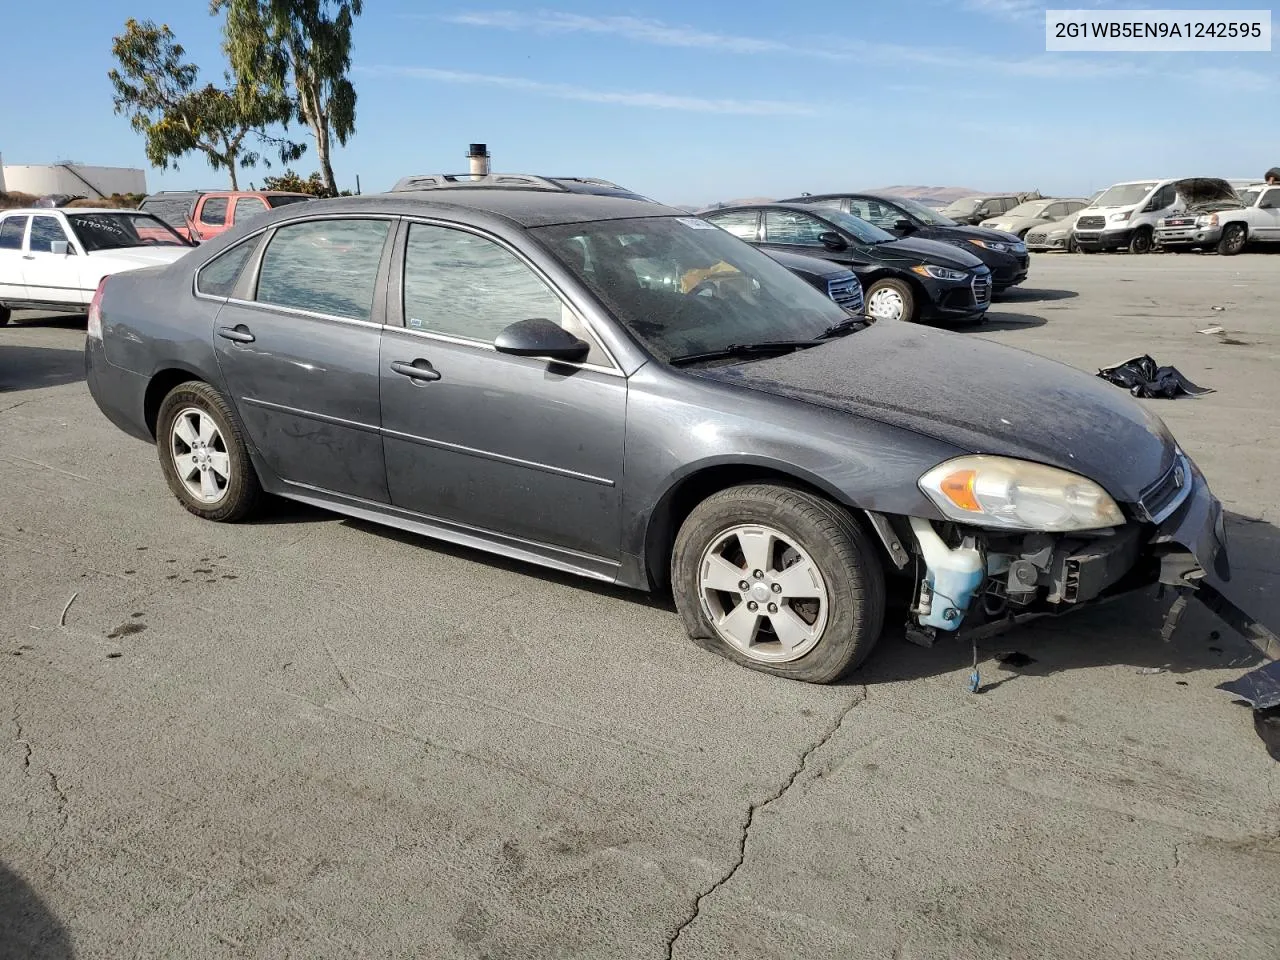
217;324;256;344
390;359;441;382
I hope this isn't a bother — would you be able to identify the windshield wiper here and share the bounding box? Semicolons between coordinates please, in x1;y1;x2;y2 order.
668;340;820;366
817;316;870;339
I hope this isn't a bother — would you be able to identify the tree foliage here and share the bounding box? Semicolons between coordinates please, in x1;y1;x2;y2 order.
109;19;304;189
259;169;329;195
213;1;363;196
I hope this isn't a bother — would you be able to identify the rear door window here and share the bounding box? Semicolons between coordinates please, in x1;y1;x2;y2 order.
232;197;269;225
200;197;228;226
705;210;759;240
0;216;29;250
255;218;391;322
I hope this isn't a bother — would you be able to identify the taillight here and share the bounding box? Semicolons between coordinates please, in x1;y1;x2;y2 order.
87;276;109;340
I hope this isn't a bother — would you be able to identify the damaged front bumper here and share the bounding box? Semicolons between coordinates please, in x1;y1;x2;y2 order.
883;461;1280;712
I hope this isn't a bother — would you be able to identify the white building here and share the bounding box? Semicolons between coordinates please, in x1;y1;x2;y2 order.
1;163;146;198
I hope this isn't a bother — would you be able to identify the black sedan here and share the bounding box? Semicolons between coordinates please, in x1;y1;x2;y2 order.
86;185;1229;685
701;202;990;324
781;192;1030;292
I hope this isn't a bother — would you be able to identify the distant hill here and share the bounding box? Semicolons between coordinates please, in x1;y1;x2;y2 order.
867;185;982;208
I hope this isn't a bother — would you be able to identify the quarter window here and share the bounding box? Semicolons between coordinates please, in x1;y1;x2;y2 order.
233;197;268;224
197;238;260;298
0;217;27;250
762;210;828;246
29;216;71;253
402;223;607;364
706;211;759;240
256;219;390;322
200;197;228;226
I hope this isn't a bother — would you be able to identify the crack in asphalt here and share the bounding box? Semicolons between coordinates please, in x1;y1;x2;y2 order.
48;770;70;830
664;687;867;959
13;709;32;776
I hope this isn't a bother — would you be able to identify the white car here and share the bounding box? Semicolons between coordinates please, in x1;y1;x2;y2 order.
0;207;194;324
1155;182;1280;256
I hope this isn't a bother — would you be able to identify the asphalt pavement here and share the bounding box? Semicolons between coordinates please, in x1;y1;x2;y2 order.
2;253;1278;959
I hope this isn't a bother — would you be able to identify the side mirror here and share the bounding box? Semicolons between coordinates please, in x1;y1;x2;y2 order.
493;317;590;363
50;241;72;256
817;231;848;252
894;219;916;234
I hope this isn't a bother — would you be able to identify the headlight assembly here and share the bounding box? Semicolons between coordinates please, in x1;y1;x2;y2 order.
911;264;969;282
918;456;1125;532
1108;211;1132;223
967;239;1009;253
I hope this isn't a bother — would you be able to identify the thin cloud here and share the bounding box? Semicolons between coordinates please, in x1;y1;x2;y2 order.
359;65;819;115
961;0;1044;20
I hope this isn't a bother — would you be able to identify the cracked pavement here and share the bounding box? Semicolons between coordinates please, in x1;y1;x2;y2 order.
3;256;1280;958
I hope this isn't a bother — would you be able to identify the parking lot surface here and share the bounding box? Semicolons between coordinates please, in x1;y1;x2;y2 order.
3;254;1279;959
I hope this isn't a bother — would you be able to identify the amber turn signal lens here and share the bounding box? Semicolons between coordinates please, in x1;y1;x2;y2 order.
939;470;980;512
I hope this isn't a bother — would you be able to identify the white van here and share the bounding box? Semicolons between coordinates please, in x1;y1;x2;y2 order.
1071;178;1181;254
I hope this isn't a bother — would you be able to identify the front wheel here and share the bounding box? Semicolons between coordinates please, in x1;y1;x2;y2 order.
671;484;885;684
156;381;261;522
0;306;10;325
1218;224;1247;256
1129;228;1154;255
864;278;916;323
1065;234;1078;254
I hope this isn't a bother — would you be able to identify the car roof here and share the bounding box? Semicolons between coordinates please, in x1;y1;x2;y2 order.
697;201;832;216
0;207;141;216
778;192;908;203
293;191;686;228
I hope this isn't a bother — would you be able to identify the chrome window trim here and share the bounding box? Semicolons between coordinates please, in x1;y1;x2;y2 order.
382;323;624;378
219;296;384;330
398;215;624;375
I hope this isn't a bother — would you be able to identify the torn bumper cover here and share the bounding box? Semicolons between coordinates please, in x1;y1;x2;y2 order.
897;461;1280;710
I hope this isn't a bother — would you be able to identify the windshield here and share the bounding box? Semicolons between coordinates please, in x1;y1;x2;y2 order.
67;212;186;251
533;216;850;363
890;197;957;226
942;199;981;215
816;208;895;244
1004;200;1053;218
266;194;313;208
1238;188;1261;207
1095;183;1156;207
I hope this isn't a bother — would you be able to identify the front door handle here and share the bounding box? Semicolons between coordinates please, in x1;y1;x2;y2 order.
390;359;441;382
217;325;255;344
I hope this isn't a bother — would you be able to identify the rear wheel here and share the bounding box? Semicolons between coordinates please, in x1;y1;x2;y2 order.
1218;223;1247;256
864;278;916;322
0;306;10;325
156;381;261;522
671;484;885;684
1129;227;1154;255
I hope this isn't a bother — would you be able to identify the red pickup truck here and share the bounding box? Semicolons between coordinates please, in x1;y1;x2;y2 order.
137;190;313;242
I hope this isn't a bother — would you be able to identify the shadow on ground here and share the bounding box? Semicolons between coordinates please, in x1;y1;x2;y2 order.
972;312;1048;331
995;287;1079;303
0;345;86;392
0;863;74;960
5;313;86;330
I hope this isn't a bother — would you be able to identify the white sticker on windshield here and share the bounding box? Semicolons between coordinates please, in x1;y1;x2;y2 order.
676;217;718;230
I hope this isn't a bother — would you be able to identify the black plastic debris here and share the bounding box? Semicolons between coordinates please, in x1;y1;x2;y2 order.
1218;660;1280;712
1253;709;1280;761
1096;355;1214;399
999;651;1036;669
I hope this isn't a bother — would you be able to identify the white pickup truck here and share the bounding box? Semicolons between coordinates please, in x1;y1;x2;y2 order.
1154;182;1280;256
0;207;194;324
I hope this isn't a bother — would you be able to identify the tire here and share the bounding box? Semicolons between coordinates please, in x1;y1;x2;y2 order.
1217;223;1247;256
156;380;261;522
671;483;885;684
0;306;10;325
1128;228;1154;255
1065;234;1078;254
864;278;916;323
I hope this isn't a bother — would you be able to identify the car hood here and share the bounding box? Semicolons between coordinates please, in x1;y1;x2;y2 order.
1176;177;1240;211
86;247;193;267
981;216;1048;233
762;248;853;280
923;223;1023;245
692;321;1175;503
869;235;985;269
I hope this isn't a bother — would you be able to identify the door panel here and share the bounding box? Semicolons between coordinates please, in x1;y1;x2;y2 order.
23;216;88;307
0;216;29;301
212;216;394;501
380;330;626;559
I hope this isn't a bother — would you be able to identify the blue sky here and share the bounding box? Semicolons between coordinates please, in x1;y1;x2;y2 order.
1;1;1275;206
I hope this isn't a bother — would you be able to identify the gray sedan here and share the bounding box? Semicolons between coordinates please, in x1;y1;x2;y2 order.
86;184;1230;683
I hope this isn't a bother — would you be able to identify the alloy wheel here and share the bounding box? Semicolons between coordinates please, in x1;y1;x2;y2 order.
170;407;232;504
697;524;829;663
